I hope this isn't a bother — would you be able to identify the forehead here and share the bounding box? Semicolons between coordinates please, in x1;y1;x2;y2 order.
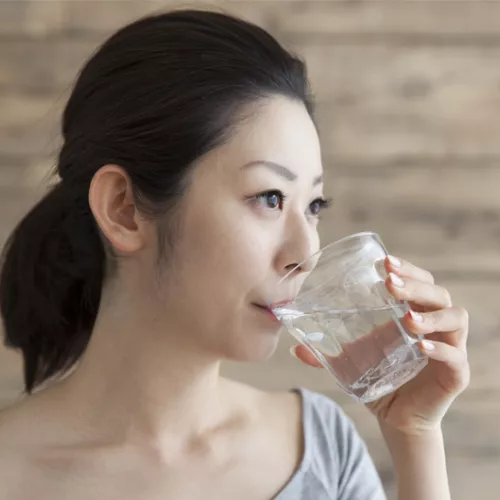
236;96;321;167
200;96;323;178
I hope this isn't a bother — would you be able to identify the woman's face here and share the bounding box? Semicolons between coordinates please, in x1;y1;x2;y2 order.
159;96;326;362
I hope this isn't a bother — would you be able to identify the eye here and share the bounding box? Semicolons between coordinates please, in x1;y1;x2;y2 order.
254;190;287;211
308;197;333;217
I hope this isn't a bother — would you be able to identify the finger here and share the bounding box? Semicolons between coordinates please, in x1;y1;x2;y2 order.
293;339;389;387
386;274;453;310
291;345;323;368
405;308;469;350
385;256;434;284
419;340;470;394
292;318;405;386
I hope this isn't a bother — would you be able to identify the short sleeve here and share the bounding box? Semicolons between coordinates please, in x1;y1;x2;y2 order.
330;400;387;500
304;389;387;500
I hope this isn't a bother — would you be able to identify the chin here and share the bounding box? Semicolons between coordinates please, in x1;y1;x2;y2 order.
224;326;283;363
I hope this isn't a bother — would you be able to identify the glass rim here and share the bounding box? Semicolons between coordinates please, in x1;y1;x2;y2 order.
278;231;383;285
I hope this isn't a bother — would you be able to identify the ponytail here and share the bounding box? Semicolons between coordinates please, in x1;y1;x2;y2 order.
0;181;105;393
0;8;315;393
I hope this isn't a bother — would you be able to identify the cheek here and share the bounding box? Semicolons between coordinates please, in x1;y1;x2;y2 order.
177;204;275;298
211;222;274;299
310;227;321;254
164;222;277;350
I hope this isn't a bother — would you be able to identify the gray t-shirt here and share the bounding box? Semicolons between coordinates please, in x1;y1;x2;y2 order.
276;387;387;500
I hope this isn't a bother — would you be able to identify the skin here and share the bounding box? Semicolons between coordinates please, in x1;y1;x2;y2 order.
0;96;323;500
0;95;469;500
294;257;470;500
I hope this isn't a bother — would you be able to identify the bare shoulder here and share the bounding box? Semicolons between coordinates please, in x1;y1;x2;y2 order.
223;378;301;416
0;399;29;447
0;386;63;453
0;397;42;453
0;387;73;496
0;400;39;496
223;378;303;444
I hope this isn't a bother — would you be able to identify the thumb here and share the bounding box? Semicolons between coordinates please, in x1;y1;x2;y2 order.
290;344;324;368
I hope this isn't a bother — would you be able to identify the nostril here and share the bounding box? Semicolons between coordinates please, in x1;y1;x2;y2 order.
284;263;302;276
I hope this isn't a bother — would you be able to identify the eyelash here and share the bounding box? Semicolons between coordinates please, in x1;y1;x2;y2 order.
250;190;333;218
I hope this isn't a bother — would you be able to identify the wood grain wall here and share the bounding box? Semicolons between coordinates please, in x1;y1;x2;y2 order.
1;2;499;499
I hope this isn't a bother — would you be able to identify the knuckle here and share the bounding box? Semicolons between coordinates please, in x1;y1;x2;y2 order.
458;358;471;391
387;278;405;297
459;347;468;363
457;349;469;369
457;307;469;324
442;287;453;307
426;311;439;327
463;365;471;388
453;347;470;373
426;271;435;285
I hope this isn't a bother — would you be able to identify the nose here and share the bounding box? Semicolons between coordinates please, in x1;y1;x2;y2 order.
274;212;319;279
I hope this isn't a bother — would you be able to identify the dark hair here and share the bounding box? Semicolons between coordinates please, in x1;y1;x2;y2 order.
0;9;315;393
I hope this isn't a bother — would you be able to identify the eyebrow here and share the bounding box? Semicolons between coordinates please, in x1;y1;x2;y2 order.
241;160;323;187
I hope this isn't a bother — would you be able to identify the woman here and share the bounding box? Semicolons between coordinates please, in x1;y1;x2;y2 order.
0;9;469;500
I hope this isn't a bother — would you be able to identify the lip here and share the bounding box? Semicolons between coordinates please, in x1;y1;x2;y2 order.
268;299;294;310
252;303;282;324
252;299;295;316
252;300;294;310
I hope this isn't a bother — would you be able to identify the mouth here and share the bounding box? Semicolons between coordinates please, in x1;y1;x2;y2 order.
252;299;294;320
252;303;282;323
268;299;294;310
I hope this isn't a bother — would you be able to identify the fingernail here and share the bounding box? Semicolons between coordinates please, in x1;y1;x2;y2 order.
409;310;423;322
389;272;405;287
289;346;298;359
421;340;435;351
388;255;401;268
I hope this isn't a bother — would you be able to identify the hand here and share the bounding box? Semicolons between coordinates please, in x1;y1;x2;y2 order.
291;256;470;435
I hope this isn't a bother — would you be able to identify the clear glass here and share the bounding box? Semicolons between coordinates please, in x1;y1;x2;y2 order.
268;232;428;403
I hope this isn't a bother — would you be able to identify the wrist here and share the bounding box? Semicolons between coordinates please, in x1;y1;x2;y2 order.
378;417;443;440
380;420;444;453
381;424;444;456
379;423;449;500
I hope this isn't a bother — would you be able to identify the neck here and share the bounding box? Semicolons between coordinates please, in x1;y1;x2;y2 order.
55;288;239;448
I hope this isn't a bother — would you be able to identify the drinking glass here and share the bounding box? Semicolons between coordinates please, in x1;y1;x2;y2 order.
268;232;428;403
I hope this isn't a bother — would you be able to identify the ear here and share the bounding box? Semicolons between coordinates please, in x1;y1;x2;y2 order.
88;165;153;253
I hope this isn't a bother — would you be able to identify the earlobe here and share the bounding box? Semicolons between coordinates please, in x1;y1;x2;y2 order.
88;165;147;254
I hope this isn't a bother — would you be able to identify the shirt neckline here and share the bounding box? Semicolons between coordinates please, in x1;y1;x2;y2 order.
273;386;312;498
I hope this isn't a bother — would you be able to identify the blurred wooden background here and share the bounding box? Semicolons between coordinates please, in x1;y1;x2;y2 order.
1;1;499;498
